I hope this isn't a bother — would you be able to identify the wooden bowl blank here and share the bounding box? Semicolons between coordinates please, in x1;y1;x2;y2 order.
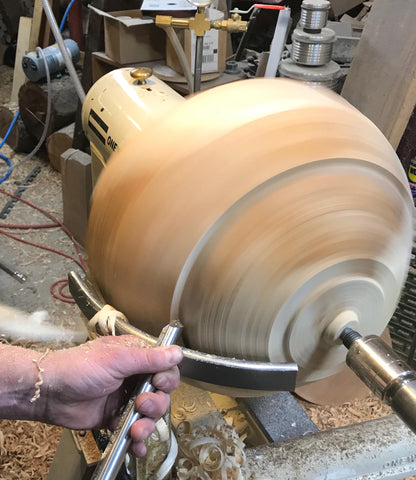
87;79;413;386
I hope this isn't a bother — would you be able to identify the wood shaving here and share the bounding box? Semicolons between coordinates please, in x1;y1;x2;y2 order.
87;305;128;337
0;420;61;480
175;421;246;480
297;393;392;430
30;349;51;403
183;401;197;413
173;407;187;421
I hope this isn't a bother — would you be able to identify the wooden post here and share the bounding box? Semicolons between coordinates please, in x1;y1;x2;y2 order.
29;0;45;51
46;123;75;171
41;0;61;47
10;17;32;103
341;0;416;149
18;75;79;141
0;103;37;153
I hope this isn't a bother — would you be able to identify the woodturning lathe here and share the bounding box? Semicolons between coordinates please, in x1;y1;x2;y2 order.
79;69;416;438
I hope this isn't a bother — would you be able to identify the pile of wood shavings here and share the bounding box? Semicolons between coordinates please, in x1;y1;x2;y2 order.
297;394;392;430
297;395;416;480
0;340;69;479
175;421;246;480
0;420;61;480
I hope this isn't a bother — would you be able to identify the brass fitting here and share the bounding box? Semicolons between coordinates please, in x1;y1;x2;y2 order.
156;9;247;36
189;8;211;36
211;13;247;33
155;15;191;28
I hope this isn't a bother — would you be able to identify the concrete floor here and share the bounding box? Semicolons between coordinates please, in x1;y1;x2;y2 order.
0;65;87;345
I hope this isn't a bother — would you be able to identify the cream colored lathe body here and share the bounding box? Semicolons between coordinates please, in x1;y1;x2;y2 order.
81;68;184;183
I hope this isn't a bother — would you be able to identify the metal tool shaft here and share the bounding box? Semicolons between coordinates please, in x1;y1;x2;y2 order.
91;320;183;480
341;328;416;434
194;35;204;92
0;260;27;283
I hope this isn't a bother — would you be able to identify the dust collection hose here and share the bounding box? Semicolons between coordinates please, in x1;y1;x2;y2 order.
341;327;416;434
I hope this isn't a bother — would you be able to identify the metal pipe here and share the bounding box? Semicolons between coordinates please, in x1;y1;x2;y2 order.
194;34;204;92
163;26;193;93
341;328;416;434
243;414;416;479
91;320;183;480
0;260;26;283
264;7;291;78
40;0;85;103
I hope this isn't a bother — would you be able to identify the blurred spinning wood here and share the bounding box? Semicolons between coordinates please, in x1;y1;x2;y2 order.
87;79;413;386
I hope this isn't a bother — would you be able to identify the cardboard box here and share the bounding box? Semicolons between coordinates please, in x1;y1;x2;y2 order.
89;6;165;65
166;9;226;75
141;0;196;16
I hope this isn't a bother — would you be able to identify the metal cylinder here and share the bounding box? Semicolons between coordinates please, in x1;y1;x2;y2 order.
22;39;80;82
194;35;204;93
278;58;340;90
346;335;416;434
292;27;336;66
243;414;416;479
300;0;330;30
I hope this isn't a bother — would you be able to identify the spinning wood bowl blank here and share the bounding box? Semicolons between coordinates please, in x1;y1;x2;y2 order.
87;79;413;385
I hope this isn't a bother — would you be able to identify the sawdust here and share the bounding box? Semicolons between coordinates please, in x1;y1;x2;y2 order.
297;393;392;430
0;340;70;479
298;395;416;480
0;420;61;480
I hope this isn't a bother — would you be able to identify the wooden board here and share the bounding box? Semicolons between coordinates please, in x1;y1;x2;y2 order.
341;0;416;149
10;17;32;103
46;123;75;171
41;0;60;48
28;0;44;51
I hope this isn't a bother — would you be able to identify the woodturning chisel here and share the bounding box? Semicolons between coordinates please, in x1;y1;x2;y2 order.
91;319;183;480
0;259;27;283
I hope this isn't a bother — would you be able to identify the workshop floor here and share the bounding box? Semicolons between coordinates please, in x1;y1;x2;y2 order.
0;64;87;479
0;64;414;480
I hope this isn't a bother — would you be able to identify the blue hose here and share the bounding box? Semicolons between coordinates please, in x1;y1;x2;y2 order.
0;154;12;183
0;0;75;184
0;110;20;184
59;0;78;33
0;109;20;150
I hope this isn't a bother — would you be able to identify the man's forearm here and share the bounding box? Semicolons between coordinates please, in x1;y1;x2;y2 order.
0;344;48;422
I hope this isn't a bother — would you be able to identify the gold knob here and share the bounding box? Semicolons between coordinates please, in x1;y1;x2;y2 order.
130;67;153;85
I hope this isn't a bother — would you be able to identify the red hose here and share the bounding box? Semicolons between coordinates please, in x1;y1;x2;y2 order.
68;0;84;50
253;4;286;10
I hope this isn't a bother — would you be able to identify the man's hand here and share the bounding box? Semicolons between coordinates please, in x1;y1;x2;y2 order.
0;336;183;458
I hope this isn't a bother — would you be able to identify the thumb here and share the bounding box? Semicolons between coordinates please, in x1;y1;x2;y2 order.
94;336;183;378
